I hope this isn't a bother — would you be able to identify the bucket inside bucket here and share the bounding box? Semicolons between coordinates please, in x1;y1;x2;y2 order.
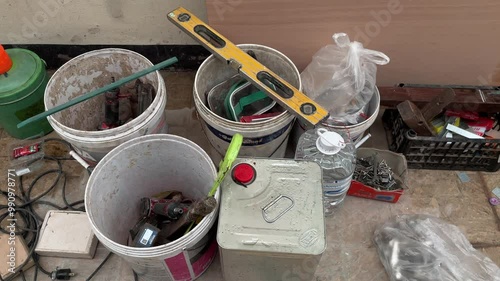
45;49;159;131
86;135;217;246
195;44;300;123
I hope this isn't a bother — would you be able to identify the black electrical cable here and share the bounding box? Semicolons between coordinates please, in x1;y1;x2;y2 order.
0;138;131;281
32;267;38;281
0;205;42;281
85;252;113;281
0;139;83;281
32;253;51;276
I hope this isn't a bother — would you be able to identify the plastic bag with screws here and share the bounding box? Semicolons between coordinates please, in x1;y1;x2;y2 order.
374;215;500;281
300;33;389;121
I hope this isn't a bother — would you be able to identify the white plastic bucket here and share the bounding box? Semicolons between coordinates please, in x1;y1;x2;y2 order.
194;44;300;158
85;134;219;281
44;48;168;163
290;87;381;147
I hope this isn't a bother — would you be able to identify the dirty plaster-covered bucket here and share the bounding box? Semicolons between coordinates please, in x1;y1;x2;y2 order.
194;44;300;158
85;134;219;281
290;87;381;148
44;48;167;162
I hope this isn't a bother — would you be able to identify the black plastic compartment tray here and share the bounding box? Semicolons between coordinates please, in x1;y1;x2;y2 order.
382;109;500;172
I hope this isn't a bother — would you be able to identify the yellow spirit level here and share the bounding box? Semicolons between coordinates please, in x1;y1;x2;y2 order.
168;7;329;126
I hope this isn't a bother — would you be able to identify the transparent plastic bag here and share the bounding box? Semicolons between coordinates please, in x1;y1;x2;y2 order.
301;33;389;119
374;215;500;281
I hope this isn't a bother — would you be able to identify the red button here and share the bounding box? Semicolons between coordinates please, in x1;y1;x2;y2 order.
233;163;255;185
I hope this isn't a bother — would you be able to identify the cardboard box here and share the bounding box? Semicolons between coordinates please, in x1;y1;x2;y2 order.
348;148;408;203
349;180;404;203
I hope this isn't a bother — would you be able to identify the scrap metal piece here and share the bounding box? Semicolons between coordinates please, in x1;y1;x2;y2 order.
397;100;435;136
397;88;455;137
159;196;217;239
135;79;155;115
354;154;401;191
420;88;456;120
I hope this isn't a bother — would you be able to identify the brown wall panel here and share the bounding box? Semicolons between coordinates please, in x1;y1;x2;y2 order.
207;0;500;86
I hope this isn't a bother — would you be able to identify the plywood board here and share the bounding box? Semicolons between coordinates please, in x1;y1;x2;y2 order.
0;233;34;279
206;0;500;86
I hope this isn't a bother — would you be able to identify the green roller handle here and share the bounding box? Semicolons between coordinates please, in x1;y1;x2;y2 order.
17;56;179;129
184;133;243;235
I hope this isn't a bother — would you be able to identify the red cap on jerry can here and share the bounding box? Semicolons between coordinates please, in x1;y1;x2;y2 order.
0;45;13;75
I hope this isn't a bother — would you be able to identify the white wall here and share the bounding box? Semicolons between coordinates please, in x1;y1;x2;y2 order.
1;0;207;45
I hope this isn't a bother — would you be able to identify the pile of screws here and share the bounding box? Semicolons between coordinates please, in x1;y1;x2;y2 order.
353;155;400;191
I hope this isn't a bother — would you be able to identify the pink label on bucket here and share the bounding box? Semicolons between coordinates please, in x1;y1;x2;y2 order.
164;252;192;281
192;239;218;276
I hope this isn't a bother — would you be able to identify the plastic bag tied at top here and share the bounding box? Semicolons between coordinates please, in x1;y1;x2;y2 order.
374;215;500;281
301;33;390;123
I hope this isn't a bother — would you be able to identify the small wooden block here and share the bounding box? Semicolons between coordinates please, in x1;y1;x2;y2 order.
397;100;435;136
35;211;98;259
0;233;34;279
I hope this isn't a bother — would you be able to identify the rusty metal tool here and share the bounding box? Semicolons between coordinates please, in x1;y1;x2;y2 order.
158;197;217;239
397;88;456;136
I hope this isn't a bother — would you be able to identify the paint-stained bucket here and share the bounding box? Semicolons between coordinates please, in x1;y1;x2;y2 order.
85;134;218;281
194;44;300;158
44;49;168;162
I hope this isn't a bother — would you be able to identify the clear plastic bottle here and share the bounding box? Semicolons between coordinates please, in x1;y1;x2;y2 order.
295;128;356;216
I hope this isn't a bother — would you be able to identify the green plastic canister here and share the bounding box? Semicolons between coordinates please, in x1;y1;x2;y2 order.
0;48;53;139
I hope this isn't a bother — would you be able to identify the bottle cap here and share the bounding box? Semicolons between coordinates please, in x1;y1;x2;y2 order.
316;128;346;155
490;197;500;206
232;163;255;185
0;45;13;75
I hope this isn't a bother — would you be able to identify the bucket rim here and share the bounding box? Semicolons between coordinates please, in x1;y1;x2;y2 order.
85;134;219;257
44;48;164;137
321;87;381;129
193;44;301;128
46;83;165;143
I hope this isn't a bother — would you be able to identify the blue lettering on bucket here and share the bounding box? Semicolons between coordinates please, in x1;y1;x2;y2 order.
206;122;292;146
